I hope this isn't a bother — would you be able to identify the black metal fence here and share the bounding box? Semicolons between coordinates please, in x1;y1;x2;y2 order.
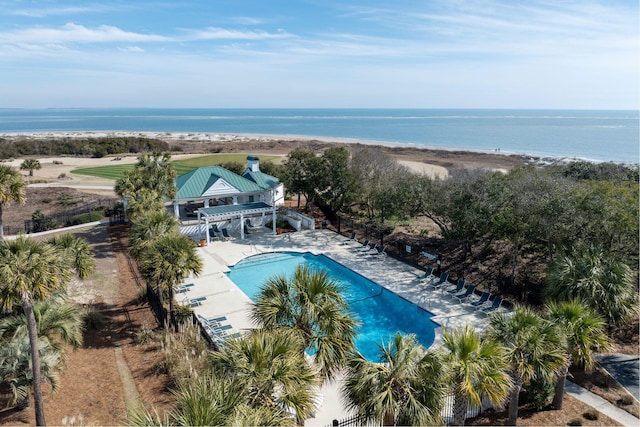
327;215;444;273
146;283;168;326
3;198;119;236
326;393;492;427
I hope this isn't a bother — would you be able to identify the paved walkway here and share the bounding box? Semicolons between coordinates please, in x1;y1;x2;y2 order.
596;353;640;402
566;381;640;426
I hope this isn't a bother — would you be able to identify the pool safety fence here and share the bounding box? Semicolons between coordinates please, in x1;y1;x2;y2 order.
145;283;168;327
331;215;443;271
326;392;493;426
327;415;377;427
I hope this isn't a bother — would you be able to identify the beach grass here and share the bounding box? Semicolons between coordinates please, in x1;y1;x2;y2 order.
71;153;281;180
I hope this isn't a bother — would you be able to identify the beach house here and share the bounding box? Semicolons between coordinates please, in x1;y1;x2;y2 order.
171;156;284;242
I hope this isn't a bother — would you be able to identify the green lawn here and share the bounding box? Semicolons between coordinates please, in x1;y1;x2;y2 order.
71;154;281;180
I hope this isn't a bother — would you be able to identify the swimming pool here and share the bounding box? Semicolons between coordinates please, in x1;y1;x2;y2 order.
225;251;438;360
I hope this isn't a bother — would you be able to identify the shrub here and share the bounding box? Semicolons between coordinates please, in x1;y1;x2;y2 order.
56;192;80;206
160;323;210;382
66;210;104;226
58;173;67;179
617;394;634;406
265;218;295;230
521;377;555;410
567;418;582;426
582;409;599;420
135;322;157;345
32;209;58;232
52;160;63;165
81;304;105;330
173;304;194;325
594;377;611;388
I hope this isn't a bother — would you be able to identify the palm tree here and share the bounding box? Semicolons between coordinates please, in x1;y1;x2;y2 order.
486;306;567;426
546;245;638;327
138;232;202;331
128;210;179;259
114;151;176;223
250;264;358;382
130;373;292;426
545;299;611;409
0;164;26;239
342;333;446;426
209;328;319;423
0;295;85;362
0;236;71;426
133;151;177;200
46;234;95;279
0;296;84;408
0;336;62;409
441;325;513;426
125;188;166;222
20;159;42;177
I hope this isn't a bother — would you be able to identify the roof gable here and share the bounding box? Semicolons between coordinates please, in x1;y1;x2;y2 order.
203;178;238;196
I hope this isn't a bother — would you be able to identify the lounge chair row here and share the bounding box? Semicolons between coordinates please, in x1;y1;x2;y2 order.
209;219;263;241
346;237;387;258
197;314;241;345
209;224;234;241
418;267;504;314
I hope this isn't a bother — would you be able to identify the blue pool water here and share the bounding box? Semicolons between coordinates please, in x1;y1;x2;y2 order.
225;252;438;360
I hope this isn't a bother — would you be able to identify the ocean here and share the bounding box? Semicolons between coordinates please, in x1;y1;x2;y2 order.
0;108;637;163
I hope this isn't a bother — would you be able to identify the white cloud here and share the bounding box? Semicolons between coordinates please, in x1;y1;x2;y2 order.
185;27;295;41
229;16;266;26
118;46;144;53
8;5;116;18
0;23;168;44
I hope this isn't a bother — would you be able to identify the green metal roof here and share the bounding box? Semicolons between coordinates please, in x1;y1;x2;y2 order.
175;166;266;199
242;169;280;190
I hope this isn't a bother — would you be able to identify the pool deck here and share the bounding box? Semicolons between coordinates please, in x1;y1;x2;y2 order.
180;227;500;425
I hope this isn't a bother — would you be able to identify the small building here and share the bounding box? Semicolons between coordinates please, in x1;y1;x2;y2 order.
171;156;284;242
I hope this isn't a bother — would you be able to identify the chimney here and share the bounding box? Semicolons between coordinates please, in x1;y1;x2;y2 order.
247;155;260;172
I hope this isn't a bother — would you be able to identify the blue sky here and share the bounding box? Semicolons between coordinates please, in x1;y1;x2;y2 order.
0;0;637;109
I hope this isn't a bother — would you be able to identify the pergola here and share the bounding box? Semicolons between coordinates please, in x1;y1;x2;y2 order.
197;201;277;243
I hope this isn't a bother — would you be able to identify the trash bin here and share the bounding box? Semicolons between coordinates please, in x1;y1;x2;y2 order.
321;220;327;230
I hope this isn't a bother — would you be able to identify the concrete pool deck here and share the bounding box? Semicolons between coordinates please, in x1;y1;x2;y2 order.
179;227;498;425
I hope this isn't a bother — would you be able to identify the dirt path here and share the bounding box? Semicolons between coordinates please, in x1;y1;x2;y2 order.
0;224;173;426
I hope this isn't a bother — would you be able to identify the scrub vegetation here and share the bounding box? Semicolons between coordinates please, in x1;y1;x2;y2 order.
0;140;637;426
